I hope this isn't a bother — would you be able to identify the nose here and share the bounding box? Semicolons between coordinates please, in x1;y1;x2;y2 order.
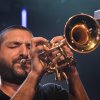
19;44;29;58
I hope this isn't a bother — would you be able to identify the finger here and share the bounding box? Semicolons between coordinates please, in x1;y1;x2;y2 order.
62;46;73;57
35;45;49;52
31;37;49;47
30;37;49;58
50;36;64;44
52;53;62;64
51;49;60;56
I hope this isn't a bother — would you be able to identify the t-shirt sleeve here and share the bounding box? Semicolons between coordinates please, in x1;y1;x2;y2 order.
42;83;69;100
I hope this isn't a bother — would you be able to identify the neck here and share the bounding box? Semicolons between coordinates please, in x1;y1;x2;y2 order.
0;79;20;97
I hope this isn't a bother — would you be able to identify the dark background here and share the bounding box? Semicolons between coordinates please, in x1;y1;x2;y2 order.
0;0;100;100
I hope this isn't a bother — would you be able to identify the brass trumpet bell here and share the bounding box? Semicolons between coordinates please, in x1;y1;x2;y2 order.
64;13;100;53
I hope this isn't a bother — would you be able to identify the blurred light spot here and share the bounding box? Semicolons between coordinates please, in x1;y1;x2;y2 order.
21;8;27;27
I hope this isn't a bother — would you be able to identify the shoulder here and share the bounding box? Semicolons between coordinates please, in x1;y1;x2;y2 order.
42;83;65;91
40;83;69;100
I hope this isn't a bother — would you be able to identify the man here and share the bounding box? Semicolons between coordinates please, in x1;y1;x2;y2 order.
0;25;89;100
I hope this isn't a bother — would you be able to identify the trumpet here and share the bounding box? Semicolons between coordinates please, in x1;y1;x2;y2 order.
21;13;100;80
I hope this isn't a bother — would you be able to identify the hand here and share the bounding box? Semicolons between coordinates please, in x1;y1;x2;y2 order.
50;36;73;66
50;36;76;79
30;37;49;76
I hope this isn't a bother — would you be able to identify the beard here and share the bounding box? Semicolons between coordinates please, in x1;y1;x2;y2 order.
0;58;29;85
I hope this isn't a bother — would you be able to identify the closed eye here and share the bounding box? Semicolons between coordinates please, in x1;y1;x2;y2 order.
26;43;31;49
8;42;21;48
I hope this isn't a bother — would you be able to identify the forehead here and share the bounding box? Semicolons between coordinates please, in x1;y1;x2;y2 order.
3;29;33;43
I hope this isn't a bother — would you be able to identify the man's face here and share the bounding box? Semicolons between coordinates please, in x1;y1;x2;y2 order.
0;29;33;84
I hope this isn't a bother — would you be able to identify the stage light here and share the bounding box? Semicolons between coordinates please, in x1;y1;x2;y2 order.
21;8;27;27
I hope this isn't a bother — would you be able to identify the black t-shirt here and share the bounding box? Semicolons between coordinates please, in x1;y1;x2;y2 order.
0;83;69;100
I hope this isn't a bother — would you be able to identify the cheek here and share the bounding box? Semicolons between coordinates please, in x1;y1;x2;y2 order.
0;56;12;67
0;50;19;65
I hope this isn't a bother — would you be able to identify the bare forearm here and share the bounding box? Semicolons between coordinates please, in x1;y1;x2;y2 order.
10;71;40;100
67;67;89;100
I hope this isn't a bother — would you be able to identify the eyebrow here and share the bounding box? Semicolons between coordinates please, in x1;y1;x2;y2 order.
6;40;31;45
